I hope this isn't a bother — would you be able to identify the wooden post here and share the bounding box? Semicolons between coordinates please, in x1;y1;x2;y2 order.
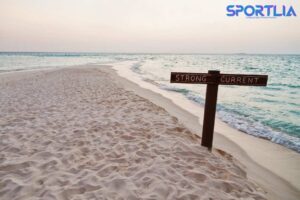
201;70;220;151
170;70;267;151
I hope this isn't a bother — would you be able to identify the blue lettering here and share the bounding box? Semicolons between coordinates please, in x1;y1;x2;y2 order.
264;5;273;17
226;5;236;16
287;6;297;16
274;6;282;17
282;6;286;16
255;5;264;17
245;5;255;16
226;4;297;18
236;5;243;16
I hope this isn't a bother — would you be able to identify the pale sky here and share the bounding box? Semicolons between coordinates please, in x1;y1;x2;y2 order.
0;0;299;54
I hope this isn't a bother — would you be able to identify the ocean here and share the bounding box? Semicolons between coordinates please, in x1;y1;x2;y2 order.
0;52;299;152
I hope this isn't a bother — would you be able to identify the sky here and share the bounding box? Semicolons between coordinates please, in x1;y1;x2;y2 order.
0;0;299;54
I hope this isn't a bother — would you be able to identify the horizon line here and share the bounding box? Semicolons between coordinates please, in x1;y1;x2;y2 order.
0;51;300;56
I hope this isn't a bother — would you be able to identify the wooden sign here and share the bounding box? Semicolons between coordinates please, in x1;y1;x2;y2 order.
170;70;268;150
171;72;268;86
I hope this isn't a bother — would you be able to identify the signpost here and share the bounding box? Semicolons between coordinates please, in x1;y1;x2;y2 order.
170;70;268;151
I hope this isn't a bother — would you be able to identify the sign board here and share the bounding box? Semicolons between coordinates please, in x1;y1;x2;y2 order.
170;70;268;150
170;72;268;86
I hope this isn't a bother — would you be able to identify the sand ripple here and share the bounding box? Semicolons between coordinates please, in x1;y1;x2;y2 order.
0;68;266;199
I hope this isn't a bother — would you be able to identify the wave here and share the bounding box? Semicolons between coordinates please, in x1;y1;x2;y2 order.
269;83;300;89
218;109;300;152
158;84;300;153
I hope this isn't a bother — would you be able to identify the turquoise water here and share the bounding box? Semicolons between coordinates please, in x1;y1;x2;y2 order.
0;52;299;152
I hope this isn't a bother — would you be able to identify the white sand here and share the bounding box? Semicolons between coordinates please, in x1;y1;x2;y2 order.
0;67;266;200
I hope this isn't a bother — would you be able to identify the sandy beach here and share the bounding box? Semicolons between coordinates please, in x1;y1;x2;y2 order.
0;66;270;200
111;61;300;200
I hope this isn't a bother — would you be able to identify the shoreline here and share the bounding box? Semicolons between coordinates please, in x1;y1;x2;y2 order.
105;63;300;200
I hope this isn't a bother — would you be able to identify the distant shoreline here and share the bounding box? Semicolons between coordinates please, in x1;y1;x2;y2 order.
1;51;300;56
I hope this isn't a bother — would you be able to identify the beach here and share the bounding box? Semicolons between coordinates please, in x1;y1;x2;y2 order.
0;65;298;200
1;0;299;198
0;66;269;200
111;63;300;200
